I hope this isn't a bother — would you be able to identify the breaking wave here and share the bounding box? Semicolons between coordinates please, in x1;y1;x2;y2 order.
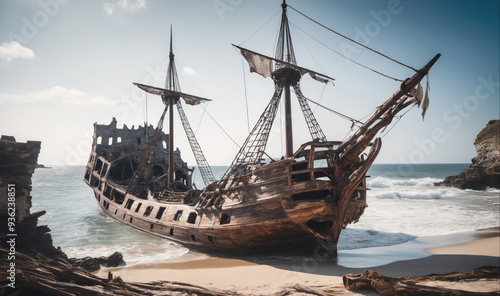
63;241;202;266
367;176;442;188
373;191;443;200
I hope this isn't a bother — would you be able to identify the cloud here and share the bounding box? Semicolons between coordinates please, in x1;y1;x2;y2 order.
103;3;116;15
0;86;116;106
0;41;35;62
103;0;146;15
183;67;197;76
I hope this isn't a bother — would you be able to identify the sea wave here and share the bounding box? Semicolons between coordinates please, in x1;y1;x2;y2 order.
367;177;442;188
63;241;200;267
373;191;443;200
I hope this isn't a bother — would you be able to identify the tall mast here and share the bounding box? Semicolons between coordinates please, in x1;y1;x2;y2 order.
275;0;299;158
165;25;178;187
134;26;215;188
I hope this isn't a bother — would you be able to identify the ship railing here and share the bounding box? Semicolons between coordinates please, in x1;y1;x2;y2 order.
289;141;342;184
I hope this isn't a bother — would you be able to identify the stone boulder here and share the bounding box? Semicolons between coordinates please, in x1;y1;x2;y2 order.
69;251;126;272
436;120;500;190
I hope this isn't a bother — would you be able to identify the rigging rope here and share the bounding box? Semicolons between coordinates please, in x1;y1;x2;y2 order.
239;11;280;47
200;104;240;148
287;5;418;72
313;83;328;113
300;95;364;125
290;22;325;75
381;104;416;138
289;22;403;82
241;57;251;133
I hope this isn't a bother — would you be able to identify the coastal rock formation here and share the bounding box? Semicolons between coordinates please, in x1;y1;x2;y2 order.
436;120;500;190
69;251;126;272
0;136;129;295
0;135;62;258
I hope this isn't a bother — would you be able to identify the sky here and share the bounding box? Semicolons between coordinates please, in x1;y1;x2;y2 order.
0;0;498;168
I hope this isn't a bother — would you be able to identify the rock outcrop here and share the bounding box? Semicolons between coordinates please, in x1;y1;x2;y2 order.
0;135;62;258
0;136;126;276
69;251;126;272
436;120;500;190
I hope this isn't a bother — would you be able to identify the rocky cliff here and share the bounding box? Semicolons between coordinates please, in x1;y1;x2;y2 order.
436;120;500;190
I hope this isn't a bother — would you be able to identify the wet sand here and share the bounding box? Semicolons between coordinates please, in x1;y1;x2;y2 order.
95;228;499;295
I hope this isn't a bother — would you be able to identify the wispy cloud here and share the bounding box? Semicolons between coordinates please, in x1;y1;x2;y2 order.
0;86;116;106
183;67;197;76
103;0;146;15
0;41;34;62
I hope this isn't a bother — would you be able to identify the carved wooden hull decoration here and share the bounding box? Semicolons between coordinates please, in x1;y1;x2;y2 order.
84;2;439;257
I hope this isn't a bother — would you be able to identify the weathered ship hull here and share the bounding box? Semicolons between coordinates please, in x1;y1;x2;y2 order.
84;121;372;255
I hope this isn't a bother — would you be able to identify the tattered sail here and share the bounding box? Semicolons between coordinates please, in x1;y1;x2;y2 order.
234;45;334;84
133;83;211;105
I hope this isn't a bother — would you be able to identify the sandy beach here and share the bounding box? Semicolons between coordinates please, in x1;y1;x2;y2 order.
95;228;499;295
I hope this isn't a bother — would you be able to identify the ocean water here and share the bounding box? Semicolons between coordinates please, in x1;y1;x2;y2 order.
30;164;499;266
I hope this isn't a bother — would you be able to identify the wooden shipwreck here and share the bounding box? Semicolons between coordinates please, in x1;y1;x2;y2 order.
84;1;440;257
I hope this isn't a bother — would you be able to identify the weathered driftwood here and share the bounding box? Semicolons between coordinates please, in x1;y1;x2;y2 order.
343;267;500;296
0;248;238;296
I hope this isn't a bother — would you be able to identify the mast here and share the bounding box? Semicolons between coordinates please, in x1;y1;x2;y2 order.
276;0;299;158
133;26;215;188
225;0;330;178
165;26;178;187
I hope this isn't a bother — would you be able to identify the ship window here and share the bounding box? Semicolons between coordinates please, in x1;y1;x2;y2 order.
117;137;122;143
156;207;166;219
97;136;102;144
150;223;154;230
163;141;166;149
108;138;113;145
103;185;112;198
169;228;174;235
135;203;142;212
90;175;99;187
208;236;214;244
191;234;196;242
220;213;231;225
173;210;183;221
122;213;126;219
100;163;108;177
103;201;109;210
112;191;125;205
95;158;103;173
187;212;197;224
137;138;141;144
129;217;133;223
143;206;154;217
125;199;134;210
114;209;118;215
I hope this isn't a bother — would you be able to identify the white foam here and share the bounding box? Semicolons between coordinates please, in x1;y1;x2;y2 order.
373;191;443;200
63;241;202;266
367;176;442;188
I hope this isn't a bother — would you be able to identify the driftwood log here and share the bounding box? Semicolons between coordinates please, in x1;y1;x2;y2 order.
0;248;239;296
343;267;500;296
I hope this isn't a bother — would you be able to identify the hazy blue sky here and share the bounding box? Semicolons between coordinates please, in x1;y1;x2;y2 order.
1;0;498;167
